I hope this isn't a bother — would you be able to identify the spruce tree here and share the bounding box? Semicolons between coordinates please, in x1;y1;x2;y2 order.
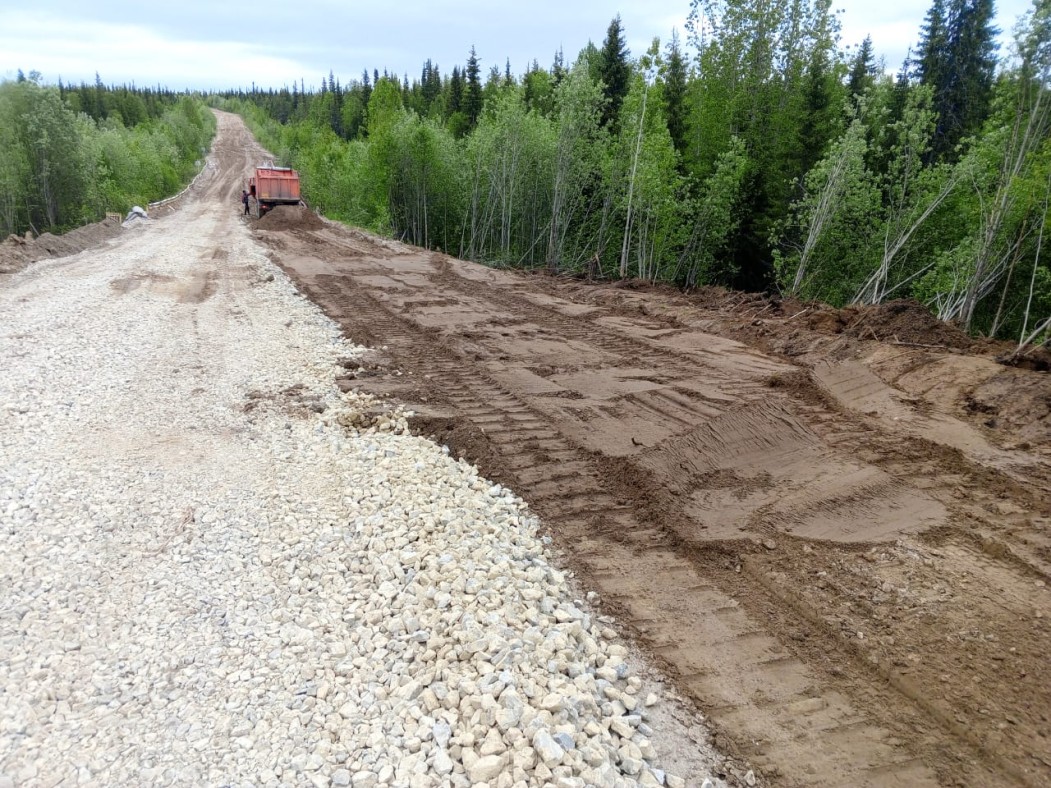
663;30;688;155
598;15;630;129
448;66;463;114
797;46;840;178
361;69;372;109
552;48;566;87
94;72;105;120
951;0;997;144
917;0;998;160
889;56;912;127
464;47;483;128
847;36;876;103
421;59;441;110
915;0;948;85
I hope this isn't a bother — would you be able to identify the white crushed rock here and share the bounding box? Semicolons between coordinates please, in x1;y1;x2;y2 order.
0;207;725;786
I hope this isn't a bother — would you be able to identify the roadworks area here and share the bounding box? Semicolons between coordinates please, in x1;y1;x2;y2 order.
1;111;1049;788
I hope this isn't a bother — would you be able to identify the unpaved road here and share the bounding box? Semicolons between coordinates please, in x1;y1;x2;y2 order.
4;109;1050;787
254;129;1051;784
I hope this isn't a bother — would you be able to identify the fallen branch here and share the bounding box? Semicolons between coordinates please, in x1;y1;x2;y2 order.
785;307;812;321
743;303;773;321
889;340;958;350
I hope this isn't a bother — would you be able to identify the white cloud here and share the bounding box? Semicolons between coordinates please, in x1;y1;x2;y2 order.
0;0;1040;91
0;11;309;89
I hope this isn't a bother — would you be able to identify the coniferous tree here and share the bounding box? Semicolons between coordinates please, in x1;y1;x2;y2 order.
94;72;105;120
361;69;372;110
662;30;688;155
915;0;948;85
448;66;463;114
328;71;343;137
417;59;443;115
890;56;912;123
847;36;877;103
796;44;842;179
552;48;567;87
949;0;997;146
598;15;631;129
917;0;998;160
464;47;483;128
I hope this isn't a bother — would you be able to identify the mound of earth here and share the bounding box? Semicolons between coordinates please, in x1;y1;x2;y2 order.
256;205;324;232
844;298;973;348
1;216;123;275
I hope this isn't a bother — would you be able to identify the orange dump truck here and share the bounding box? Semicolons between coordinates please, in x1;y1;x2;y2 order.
248;166;302;216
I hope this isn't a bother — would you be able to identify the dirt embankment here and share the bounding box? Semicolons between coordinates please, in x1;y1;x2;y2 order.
0;218;124;274
256;213;1051;788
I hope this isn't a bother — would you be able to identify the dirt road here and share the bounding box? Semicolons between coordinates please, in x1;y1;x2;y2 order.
255;164;1051;783
5;109;1048;786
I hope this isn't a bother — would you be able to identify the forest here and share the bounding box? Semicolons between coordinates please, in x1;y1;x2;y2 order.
215;0;1051;344
0;72;215;237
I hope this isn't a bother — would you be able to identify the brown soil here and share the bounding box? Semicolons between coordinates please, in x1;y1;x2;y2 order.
256;204;324;232
842;299;975;349
0;216;123;274
255;210;1051;786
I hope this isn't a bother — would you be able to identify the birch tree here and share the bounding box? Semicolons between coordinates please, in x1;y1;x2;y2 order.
546;61;605;273
776;112;881;301
954;2;1051;330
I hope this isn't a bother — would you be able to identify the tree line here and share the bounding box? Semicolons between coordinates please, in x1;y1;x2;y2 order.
0;72;215;237
231;2;1048;344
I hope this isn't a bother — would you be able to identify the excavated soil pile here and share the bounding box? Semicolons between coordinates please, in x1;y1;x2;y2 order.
0;217;122;274
844;298;974;348
256;205;323;232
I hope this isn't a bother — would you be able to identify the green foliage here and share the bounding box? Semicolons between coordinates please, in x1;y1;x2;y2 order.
598;15;631;130
546;57;608;273
847;36;877;103
0;77;214;236
464;47;483;129
661;31;689;156
462;88;556;263
216;0;1050;340
775;112;883;303
685;0;844;287
916;0;999;161
680;137;750;286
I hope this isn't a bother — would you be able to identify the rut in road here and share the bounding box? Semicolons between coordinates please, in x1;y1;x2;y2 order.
255;206;1051;788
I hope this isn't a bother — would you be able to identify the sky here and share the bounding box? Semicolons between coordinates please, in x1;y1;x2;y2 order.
0;0;1036;92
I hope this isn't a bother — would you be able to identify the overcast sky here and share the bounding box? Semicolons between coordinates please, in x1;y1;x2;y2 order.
0;0;1035;92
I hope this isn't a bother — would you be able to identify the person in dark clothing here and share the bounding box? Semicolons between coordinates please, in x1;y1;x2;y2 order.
242;189;250;215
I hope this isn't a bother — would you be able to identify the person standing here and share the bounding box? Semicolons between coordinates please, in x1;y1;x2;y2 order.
242;189;250;216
